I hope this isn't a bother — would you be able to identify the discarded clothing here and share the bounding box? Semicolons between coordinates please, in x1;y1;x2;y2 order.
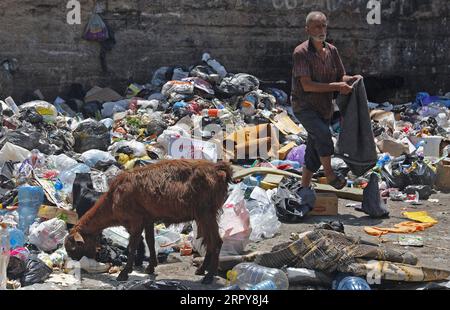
364;221;435;237
335;78;378;176
254;229;417;274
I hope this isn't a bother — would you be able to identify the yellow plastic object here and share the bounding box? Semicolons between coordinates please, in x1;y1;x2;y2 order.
402;211;438;224
226;270;238;285
117;153;130;165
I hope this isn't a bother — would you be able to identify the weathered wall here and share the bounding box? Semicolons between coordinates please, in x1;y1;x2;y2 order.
0;0;449;103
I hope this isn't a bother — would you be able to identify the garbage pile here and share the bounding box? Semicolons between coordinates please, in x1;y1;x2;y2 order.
1;52;450;290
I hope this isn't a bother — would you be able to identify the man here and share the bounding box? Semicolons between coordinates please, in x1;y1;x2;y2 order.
291;11;362;190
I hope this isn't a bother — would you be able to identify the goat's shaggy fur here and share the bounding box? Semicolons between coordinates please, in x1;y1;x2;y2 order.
65;160;232;283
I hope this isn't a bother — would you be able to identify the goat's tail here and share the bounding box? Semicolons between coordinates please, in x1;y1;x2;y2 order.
215;161;233;184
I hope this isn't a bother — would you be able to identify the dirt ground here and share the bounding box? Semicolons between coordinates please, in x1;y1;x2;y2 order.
38;190;449;290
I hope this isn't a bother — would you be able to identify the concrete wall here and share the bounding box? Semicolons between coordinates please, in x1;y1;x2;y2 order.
0;0;449;103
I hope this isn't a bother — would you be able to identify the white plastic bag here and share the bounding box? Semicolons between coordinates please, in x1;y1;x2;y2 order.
219;185;251;255
80;149;115;167
108;140;147;157
47;154;78;172
246;187;281;242
191;185;251;256
19;101;58;122
29;218;68;252
0;142;31;163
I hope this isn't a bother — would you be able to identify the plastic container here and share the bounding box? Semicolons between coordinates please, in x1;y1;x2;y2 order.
201;109;229;118
249;280;277;290
17;185;44;234
409;136;443;158
332;275;371;290
4;96;20;114
8;227;25;249
229;263;289;290
241;94;257;116
0;224;10;290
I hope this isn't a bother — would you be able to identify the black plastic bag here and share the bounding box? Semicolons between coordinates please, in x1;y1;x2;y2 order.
118;279;189;290
216;73;259;97
21;256;53;287
404;185;433;200
7;256;27;280
358;173;389;218
271;177;315;223
383;157;437;190
19;108;44;125
72;120;110;153
3;130;42;151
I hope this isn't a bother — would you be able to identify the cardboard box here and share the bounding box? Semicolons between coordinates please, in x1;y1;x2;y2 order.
310;193;338;216
38;205;79;225
277;142;297;160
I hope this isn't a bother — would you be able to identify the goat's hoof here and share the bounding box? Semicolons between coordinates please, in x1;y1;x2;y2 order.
195;268;205;276
201;274;214;285
117;271;129;281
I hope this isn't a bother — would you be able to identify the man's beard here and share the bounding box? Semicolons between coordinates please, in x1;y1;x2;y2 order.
311;34;327;42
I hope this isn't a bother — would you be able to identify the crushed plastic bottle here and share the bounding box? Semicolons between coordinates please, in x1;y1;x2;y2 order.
332;275;371;290
228;263;289;290
249;280;277;290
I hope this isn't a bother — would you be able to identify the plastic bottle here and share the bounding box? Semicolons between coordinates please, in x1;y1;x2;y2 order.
332;275;371;290
249;280;277;290
374;153;391;171
229;263;289;290
202;53;227;78
8;227;25;249
201;109;229;118
0;223;10;290
4;96;20;115
17;185;45;234
219;284;241;290
241;94;257;116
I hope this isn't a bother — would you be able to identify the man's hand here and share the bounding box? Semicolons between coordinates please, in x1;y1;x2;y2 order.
343;74;363;84
351;75;363;82
333;82;353;95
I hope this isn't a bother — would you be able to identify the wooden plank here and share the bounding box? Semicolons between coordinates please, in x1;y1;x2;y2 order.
232;167;364;202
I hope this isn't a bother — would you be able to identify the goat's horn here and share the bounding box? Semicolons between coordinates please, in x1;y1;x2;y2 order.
73;232;85;244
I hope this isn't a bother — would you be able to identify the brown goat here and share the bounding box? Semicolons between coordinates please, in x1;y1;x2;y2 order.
65;159;232;284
